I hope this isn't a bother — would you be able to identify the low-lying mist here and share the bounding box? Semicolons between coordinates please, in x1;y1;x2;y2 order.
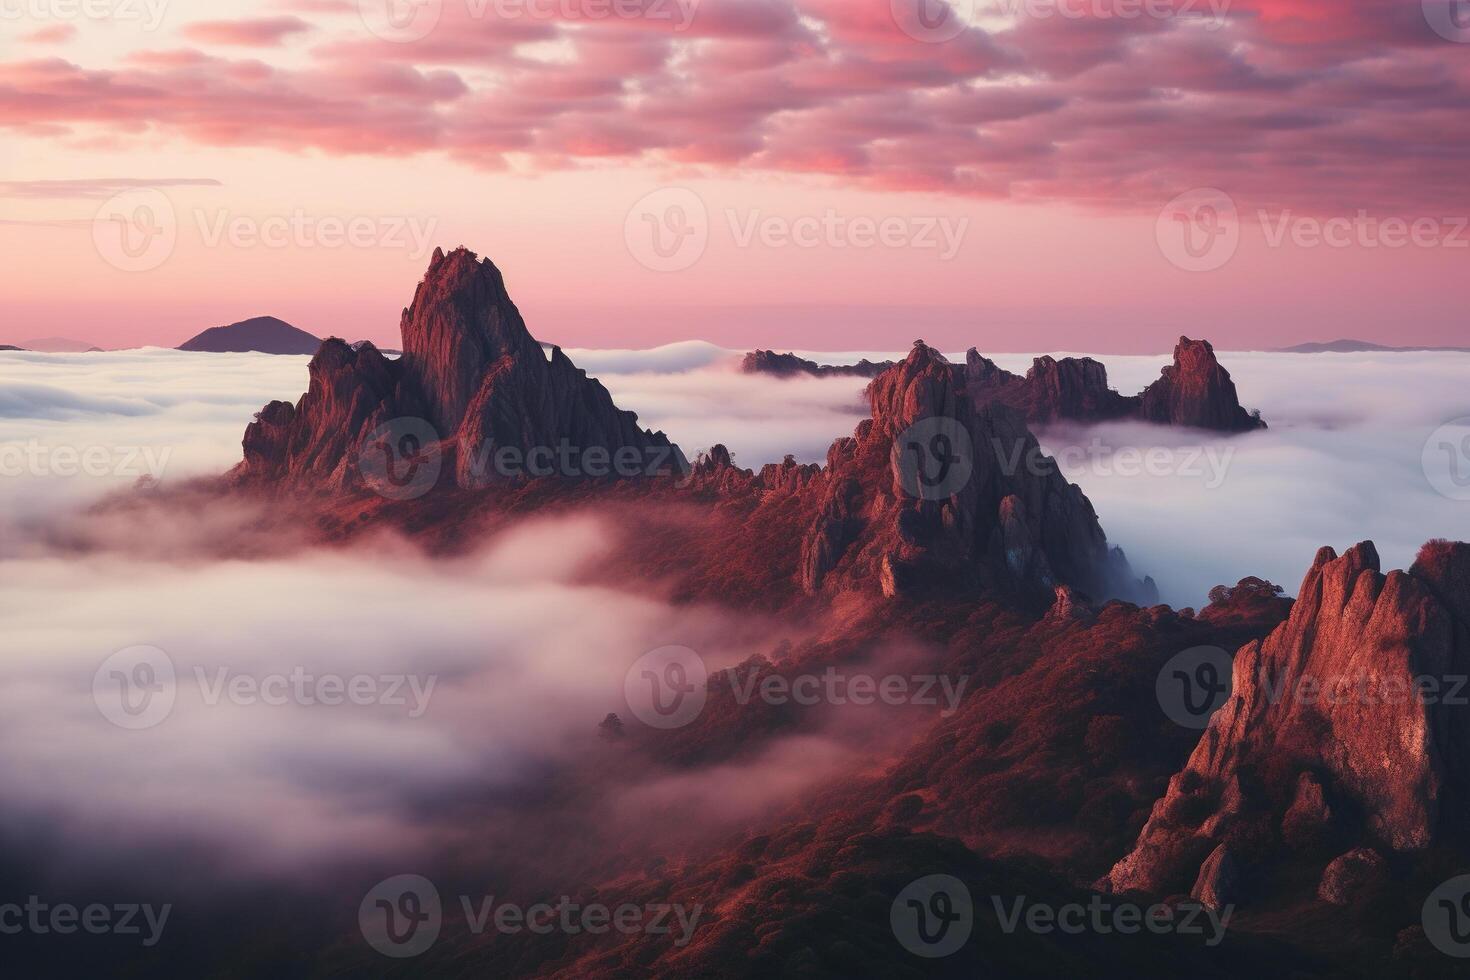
4;344;1467;605
0;510;872;896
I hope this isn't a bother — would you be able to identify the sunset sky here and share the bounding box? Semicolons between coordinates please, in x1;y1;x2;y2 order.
2;0;1467;352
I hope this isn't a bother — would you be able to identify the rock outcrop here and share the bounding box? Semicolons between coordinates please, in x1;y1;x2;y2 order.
1137;337;1264;431
1316;847;1387;905
966;337;1265;431
1107;540;1470;899
963;351;1135;424
750;337;1267;432
740;349;895;378
793;342;1154;605
233;248;683;492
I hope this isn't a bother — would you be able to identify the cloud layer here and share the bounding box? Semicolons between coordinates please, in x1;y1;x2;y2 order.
4;344;1469;609
4;1;1468;212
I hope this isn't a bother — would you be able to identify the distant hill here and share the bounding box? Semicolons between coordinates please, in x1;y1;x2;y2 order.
0;345;24;351
1278;338;1470;353
179;316;322;355
20;337;101;353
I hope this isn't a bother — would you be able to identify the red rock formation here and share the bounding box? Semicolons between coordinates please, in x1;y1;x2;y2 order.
750;338;1266;432
964;352;1134;424
233;252;1156;610
964;339;1265;431
793;342;1155;605
1107;540;1470;898
233;248;683;493
1138;336;1265;431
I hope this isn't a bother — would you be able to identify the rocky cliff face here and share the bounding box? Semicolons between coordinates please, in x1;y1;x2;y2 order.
753;337;1266;432
967;337;1265;431
233;252;1154;609
793;342;1154;605
234;248;683;493
963;352;1135;424
1106;540;1470;900
1137;336;1264;432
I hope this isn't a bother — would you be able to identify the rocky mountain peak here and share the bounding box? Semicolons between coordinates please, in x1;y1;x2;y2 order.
398;246;544;435
801;343;1154;605
234;248;681;493
1138;336;1265;431
1107;538;1470;900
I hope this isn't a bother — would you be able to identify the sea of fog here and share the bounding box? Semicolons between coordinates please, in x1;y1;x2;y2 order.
2;343;1467;607
1;343;1468;893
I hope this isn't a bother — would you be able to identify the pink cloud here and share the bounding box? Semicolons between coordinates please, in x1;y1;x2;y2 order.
23;24;77;44
181;17;314;47
0;3;1466;214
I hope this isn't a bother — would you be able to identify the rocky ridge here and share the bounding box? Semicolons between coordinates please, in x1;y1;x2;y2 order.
234;247;684;492
1107;539;1470;904
748;338;1266;432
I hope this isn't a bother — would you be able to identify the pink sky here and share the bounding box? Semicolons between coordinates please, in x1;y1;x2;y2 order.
1;0;1467;352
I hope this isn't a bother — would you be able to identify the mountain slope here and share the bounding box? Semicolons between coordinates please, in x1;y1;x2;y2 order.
178;316;322;354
